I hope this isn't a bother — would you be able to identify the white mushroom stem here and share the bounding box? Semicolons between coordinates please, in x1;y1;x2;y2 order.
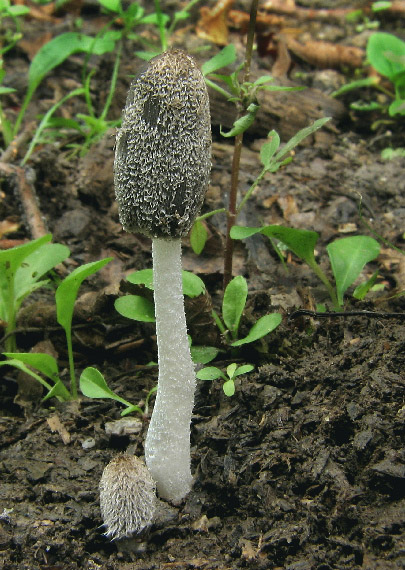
144;237;195;502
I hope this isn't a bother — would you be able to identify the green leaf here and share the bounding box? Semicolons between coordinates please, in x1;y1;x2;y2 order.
231;313;282;347
273;117;331;163
28;32;118;92
331;76;379;98
80;366;131;406
98;0;122;13
260;130;280;168
367;32;405;82
126;269;204;298
326;236;380;306
3;352;59;382
201;44;237;76
127;268;154;289
55;258;112;333
190;345;219;364
223;379;235;397
222;275;248;337
0;359;70;400
182;271;205;298
0;234;51;277
226;362;238;379
190;219;208;255
115;295;155;322
14;243;70;302
234;364;254;377
221;103;259;137
353;270;379;300
196;366;224;381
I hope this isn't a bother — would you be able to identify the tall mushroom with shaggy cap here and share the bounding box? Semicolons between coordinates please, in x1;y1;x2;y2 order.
114;50;211;502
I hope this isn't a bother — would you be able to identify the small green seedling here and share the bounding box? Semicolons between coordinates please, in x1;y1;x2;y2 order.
0;253;118;403
115;270;282;351
333;32;405;118
0;0;30;56
213;275;282;347
196;362;254;397
231;226;381;310
0;234;70;352
79;366;157;417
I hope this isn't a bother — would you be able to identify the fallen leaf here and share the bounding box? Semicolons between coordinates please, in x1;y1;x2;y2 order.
283;35;365;69
196;0;234;45
47;414;71;445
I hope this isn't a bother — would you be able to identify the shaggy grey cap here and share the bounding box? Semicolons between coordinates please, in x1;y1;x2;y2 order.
99;454;156;540
114;49;211;238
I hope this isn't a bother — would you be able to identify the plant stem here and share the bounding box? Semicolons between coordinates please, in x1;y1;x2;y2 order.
66;330;78;399
307;259;340;310
154;0;167;51
145;238;195;501
222;0;258;290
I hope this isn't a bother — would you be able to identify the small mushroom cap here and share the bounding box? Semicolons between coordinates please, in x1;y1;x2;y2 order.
114;49;211;239
99;454;156;540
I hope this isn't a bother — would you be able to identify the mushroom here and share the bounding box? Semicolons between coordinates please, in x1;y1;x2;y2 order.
114;50;211;502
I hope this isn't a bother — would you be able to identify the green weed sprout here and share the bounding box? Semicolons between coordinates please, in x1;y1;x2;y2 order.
0;234;69;352
231;226;381;310
332;32;405;120
0;0;30;56
197;362;254;397
212;275;282;347
0;252;113;401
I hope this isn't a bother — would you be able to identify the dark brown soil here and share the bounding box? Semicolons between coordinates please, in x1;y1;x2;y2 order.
0;1;404;569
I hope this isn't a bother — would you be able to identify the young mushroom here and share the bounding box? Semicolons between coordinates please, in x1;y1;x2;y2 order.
114;50;211;502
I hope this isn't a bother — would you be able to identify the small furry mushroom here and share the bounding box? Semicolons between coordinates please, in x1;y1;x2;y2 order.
99;454;156;540
114;49;211;502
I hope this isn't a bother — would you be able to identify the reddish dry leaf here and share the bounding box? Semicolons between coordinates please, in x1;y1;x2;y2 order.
262;0;353;22
196;0;234;45
228;9;284;33
14;0;60;22
19;31;52;61
284;35;365;69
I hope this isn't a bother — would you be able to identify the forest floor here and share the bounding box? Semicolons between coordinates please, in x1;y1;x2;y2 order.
0;1;404;569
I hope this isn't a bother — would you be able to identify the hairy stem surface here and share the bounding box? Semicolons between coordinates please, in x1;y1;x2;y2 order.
145;238;195;502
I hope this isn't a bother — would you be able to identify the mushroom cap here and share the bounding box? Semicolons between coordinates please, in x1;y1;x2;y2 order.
114;49;211;238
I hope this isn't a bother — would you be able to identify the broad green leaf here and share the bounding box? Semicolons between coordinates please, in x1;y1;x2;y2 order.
231;313;282;347
261;226;319;265
221;103;259;137
3;352;59;382
182;271;205;298
80;366;130;406
0;359;70;400
190;219;208;255
14;243;70;302
28;32;118;92
226;363;238;379
115;295;155;322
327;236;380;306
55;258;112;333
126;269;205;297
234;364;254;377
367;32;405;81
196;366;224;381
223;379;235;397
231;225;319;267
127;269;154;289
201;44;237;76
0;234;51;276
222;275;248;337
190;345;219;364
